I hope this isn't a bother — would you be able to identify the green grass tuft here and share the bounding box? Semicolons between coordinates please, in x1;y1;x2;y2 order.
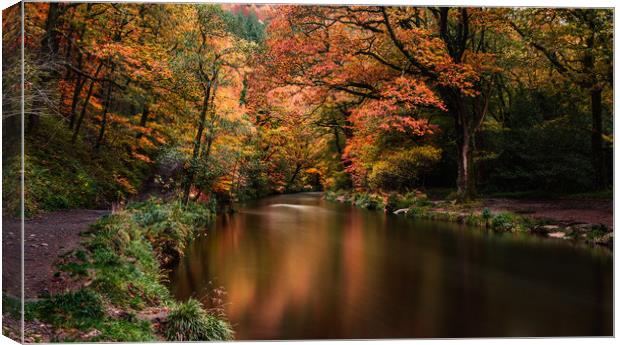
165;298;233;341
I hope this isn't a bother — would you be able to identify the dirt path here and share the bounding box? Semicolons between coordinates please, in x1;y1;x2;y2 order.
483;198;613;228
2;209;108;299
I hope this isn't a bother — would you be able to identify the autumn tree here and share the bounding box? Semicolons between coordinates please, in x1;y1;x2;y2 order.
167;5;255;204
257;6;505;199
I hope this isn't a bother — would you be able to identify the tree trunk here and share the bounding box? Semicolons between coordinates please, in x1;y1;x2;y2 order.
94;70;115;150
202;131;214;160
288;163;302;190
71;62;103;143
445;92;476;201
200;80;219;159
333;126;342;154
183;89;211;205
591;88;605;189
29;3;63;133
455;119;475;201
41;3;62;55
435;8;478;201
68;54;85;129
135;104;149;138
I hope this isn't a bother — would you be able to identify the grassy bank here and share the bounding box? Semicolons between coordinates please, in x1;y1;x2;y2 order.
22;198;232;342
325;190;613;247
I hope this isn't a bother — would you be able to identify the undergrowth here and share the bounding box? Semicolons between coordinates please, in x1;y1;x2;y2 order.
3;117;152;217
26;198;229;342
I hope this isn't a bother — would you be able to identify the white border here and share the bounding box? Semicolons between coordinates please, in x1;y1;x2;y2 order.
0;1;616;345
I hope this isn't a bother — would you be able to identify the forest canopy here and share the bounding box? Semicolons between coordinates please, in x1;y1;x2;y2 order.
4;3;613;215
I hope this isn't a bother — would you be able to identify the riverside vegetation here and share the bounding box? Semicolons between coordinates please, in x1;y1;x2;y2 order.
6;199;233;342
325;190;613;248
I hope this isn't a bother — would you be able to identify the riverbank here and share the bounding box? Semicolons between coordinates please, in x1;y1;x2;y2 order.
3;198;232;342
325;190;613;249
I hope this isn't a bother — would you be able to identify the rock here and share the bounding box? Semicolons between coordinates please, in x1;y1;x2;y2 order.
41;243;48;247
82;329;102;339
548;232;566;239
137;311;169;322
532;225;559;235
562;227;575;236
592;233;613;247
571;223;609;234
393;208;409;215
570;224;593;233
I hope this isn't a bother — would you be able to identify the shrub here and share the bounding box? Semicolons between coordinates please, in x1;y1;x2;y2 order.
324;190;338;201
367;146;441;191
465;214;484;226
491;212;517;232
482;208;492;220
384;193;400;212
165;299;233;341
127;198;212;264
331;171;353;191
407;207;428;219
481;208;492;227
353;193;383;210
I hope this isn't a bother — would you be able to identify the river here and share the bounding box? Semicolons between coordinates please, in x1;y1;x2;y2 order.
169;193;613;339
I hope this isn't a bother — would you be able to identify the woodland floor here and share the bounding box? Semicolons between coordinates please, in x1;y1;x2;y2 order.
2;209;108;299
1;197;613;300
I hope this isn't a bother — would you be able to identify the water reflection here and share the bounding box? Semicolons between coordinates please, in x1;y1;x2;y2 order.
169;193;612;339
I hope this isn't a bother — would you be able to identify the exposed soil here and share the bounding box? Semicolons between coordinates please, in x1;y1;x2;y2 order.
483;198;613;228
2;209;108;299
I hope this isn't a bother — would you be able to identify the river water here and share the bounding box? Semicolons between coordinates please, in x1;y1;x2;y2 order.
169;193;613;339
